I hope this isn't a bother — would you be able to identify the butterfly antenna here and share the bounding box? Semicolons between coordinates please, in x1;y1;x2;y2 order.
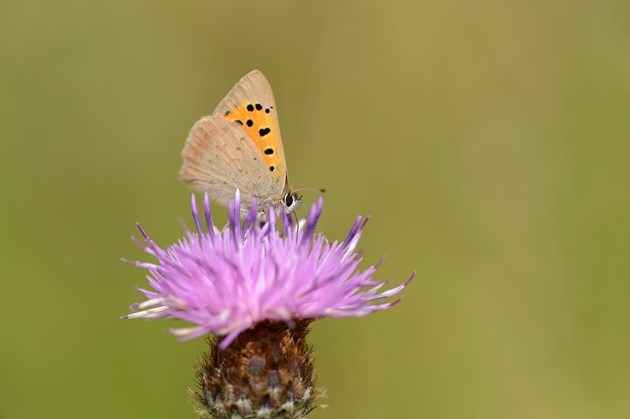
292;187;326;195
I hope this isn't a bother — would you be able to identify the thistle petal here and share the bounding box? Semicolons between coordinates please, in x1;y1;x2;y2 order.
123;192;411;347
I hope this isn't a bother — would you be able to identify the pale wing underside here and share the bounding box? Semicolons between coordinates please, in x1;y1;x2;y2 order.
213;70;288;197
179;116;276;207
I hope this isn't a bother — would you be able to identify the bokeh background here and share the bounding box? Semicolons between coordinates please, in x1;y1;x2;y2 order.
2;1;629;418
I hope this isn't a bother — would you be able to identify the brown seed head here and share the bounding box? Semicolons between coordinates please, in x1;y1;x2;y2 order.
192;320;323;419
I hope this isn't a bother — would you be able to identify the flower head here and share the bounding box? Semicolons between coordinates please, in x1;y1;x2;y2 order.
123;191;412;349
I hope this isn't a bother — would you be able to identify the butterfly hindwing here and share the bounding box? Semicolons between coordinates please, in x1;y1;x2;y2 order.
179;116;274;207
213;70;287;198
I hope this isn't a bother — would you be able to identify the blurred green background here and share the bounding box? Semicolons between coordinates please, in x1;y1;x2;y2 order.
2;0;629;418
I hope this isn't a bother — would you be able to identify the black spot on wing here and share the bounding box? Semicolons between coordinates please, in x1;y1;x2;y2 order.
259;128;271;137
247;104;254;112
255;103;263;111
269;166;275;172
235;120;243;125
264;148;274;155
246;119;253;127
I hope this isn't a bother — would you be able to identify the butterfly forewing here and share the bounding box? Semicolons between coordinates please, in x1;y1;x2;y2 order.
213;70;287;197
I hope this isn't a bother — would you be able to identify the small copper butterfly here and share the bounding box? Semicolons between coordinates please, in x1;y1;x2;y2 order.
179;70;301;212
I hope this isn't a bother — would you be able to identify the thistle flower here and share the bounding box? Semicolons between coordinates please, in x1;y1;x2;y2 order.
123;192;412;418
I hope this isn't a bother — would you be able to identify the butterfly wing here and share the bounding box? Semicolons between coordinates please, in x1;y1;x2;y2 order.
213;70;288;198
179;116;275;207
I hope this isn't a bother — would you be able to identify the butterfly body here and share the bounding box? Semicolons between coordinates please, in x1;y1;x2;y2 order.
179;70;300;212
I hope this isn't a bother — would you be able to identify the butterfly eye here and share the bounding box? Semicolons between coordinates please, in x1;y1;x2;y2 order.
283;193;303;213
284;193;294;208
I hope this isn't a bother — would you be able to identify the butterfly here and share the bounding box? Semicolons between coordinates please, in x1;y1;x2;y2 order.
179;70;301;213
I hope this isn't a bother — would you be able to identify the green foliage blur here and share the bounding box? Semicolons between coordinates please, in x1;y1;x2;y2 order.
1;1;629;418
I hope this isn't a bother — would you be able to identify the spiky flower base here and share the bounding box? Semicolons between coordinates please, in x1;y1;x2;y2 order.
193;321;322;419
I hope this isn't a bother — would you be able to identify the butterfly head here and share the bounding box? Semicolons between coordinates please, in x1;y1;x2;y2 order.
282;191;302;213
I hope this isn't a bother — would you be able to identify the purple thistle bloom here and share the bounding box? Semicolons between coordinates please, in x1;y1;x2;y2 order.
123;191;412;349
